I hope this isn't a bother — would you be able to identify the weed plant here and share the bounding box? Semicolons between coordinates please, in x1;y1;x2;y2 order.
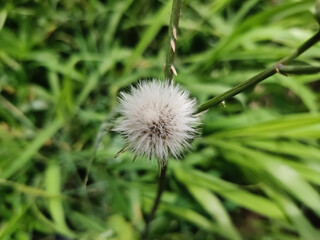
1;0;320;239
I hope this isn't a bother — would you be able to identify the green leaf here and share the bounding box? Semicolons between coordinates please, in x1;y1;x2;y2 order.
264;186;320;240
187;185;242;240
211;140;320;217
144;196;219;233
2;119;64;179
45;161;75;238
172;162;285;219
124;0;172;74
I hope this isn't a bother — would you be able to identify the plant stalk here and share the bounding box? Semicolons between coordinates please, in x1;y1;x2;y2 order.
142;165;167;239
197;30;320;113
143;0;182;238
164;0;182;81
277;65;320;75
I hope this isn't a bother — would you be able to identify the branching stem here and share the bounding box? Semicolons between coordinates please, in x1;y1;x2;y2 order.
277;65;320;75
197;30;320;113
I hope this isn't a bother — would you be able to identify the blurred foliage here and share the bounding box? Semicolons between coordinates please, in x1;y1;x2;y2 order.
1;0;320;239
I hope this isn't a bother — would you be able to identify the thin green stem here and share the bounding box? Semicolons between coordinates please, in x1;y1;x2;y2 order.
315;0;320;23
277;65;320;75
197;30;320;113
142;165;167;239
164;0;182;81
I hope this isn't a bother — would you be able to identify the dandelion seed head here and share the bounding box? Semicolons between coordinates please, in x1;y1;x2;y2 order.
115;79;200;167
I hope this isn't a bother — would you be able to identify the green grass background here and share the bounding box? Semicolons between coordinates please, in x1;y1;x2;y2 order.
1;0;320;239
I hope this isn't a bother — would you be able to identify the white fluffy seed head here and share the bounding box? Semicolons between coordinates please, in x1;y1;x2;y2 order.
115;79;200;168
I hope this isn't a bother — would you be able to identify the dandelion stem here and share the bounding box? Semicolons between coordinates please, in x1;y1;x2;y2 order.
142;165;167;239
197;30;320;113
143;0;182;238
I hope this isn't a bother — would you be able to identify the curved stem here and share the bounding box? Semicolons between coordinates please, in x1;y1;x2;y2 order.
142;165;167;239
197;30;320;113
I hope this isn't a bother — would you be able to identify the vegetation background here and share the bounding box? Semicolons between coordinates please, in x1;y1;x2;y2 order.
1;0;320;239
